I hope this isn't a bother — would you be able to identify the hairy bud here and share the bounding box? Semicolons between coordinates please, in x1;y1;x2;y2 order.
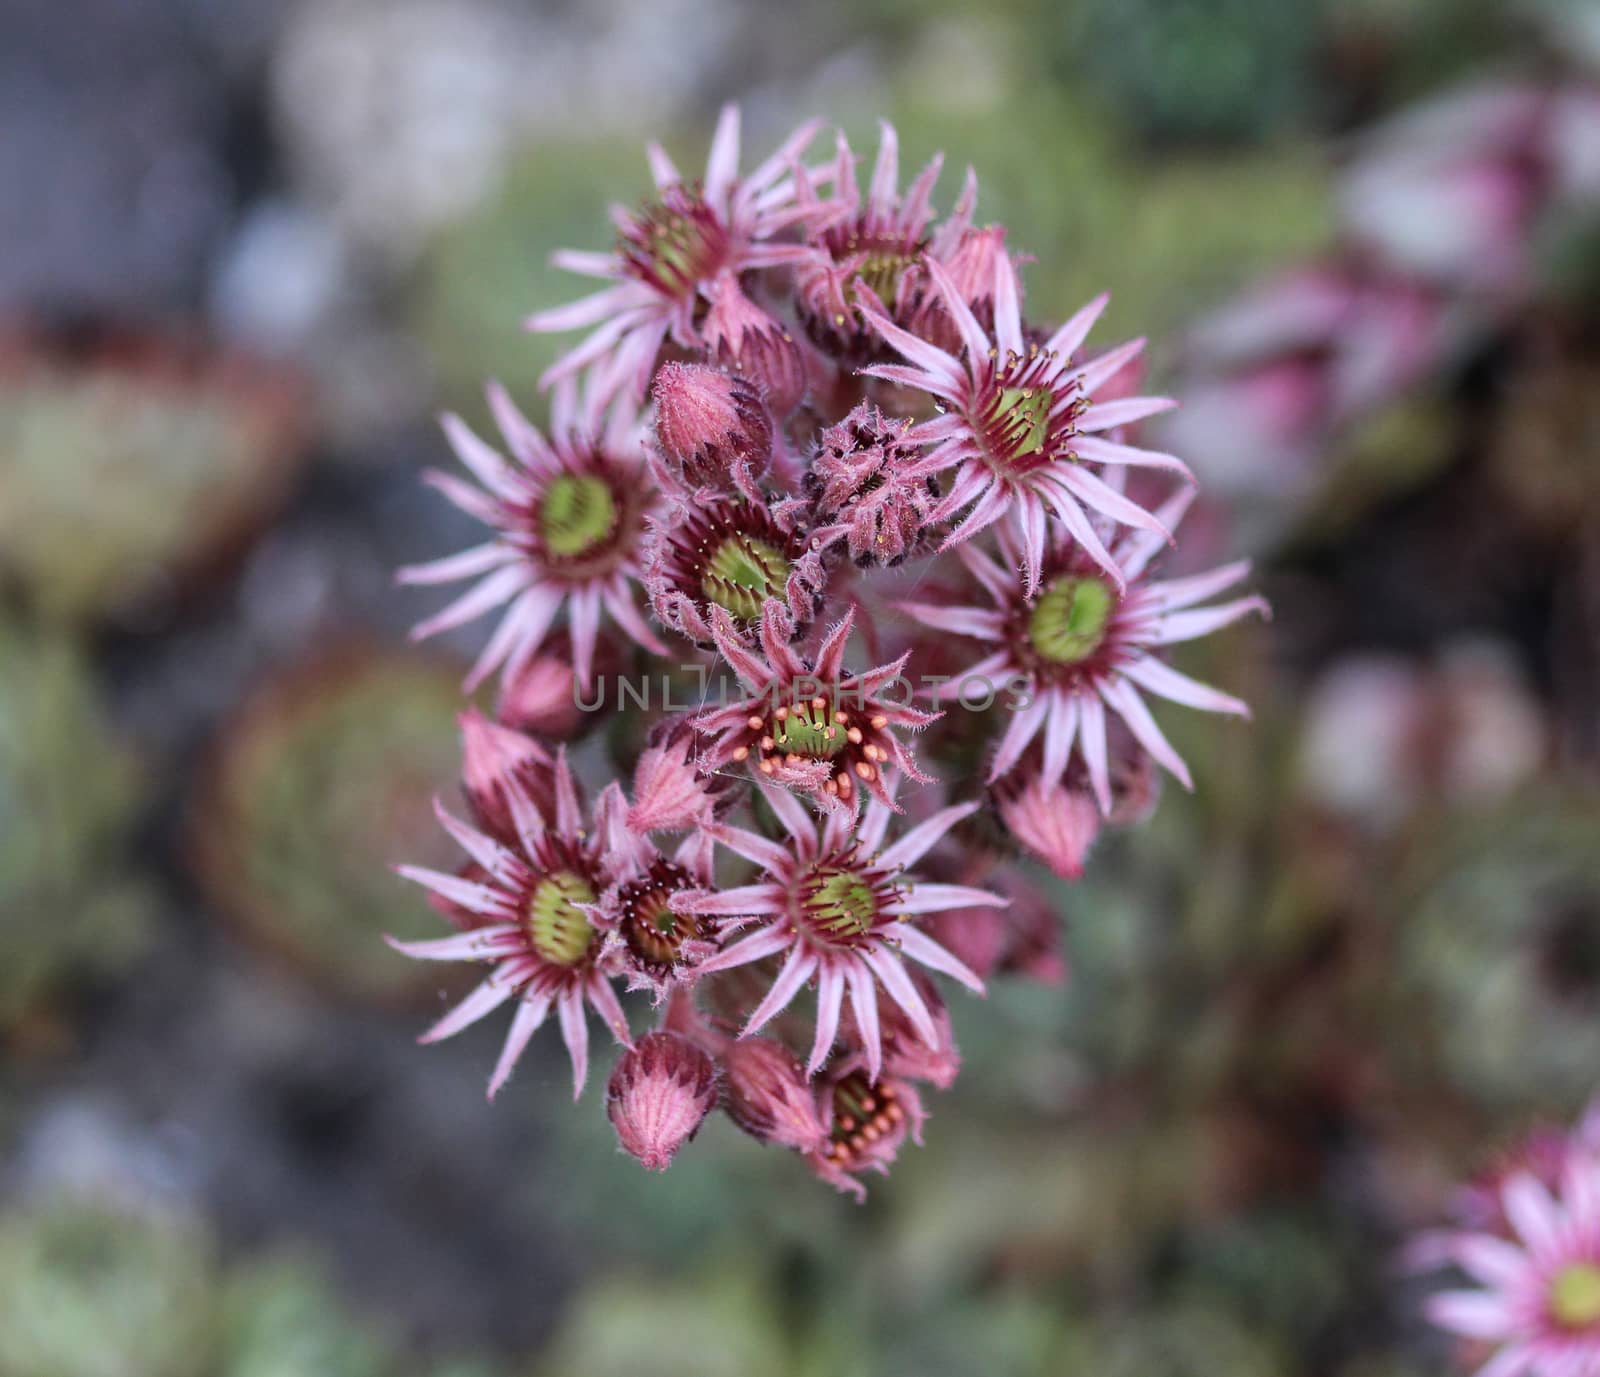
652;362;774;501
606;1032;718;1171
720;1038;828;1153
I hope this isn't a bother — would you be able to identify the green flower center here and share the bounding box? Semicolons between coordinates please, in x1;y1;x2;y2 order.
539;475;617;559
701;533;790;619
773;699;846;759
1028;576;1115;665
803;867;880;941
627;193;727;298
526;870;596;966
855;249;918;307
1552;1263;1600;1329
996;385;1053;459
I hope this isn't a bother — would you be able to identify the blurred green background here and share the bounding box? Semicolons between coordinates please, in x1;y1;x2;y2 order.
3;0;1599;1373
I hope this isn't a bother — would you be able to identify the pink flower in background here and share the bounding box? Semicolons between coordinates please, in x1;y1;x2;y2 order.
527;106;832;399
900;487;1266;808
388;751;632;1099
1418;1141;1600;1377
399;376;665;689
676;782;995;1081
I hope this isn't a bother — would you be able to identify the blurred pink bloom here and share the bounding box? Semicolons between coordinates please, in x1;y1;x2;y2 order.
995;768;1102;879
1419;1147;1600;1377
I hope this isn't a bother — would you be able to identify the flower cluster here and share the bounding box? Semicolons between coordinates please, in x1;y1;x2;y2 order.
393;111;1263;1196
1413;1103;1600;1377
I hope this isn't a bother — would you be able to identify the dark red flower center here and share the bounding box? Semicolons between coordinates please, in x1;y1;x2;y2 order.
654;498;812;634
614;860;704;972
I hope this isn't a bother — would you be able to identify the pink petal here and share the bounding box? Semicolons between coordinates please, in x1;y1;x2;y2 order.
1044;292;1109;359
1079;692;1112;814
486;993;552;1100
419;969;517;1044
693;923;792;975
896;925;986;993
395;866;512;918
861;946;938;1045
809;965;846;1077
384;926;521;961
396;543;514;587
410;565;530;643
1120;654;1251;717
1099;678;1193;789
1078;396;1178;431
877;803;980;873
558;987;590;1099
845;959;883;1084
742;946;818;1037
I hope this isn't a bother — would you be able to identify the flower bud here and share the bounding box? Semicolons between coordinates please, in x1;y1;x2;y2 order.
806;403;933;567
995;770;1102;880
652;362;773;500
720;1038;827;1153
627;716;737;834
459;709;553;846
498;654;581;739
701;271;809;417
606;1032;718;1172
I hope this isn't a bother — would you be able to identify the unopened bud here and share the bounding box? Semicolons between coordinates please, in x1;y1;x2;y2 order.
459;709;553;845
720;1038;827;1153
995;772;1101;880
653;362;773;500
702;271;809;418
606;1032;718;1172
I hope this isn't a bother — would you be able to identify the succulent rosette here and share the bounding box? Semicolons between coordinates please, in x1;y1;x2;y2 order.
392;107;1264;1193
